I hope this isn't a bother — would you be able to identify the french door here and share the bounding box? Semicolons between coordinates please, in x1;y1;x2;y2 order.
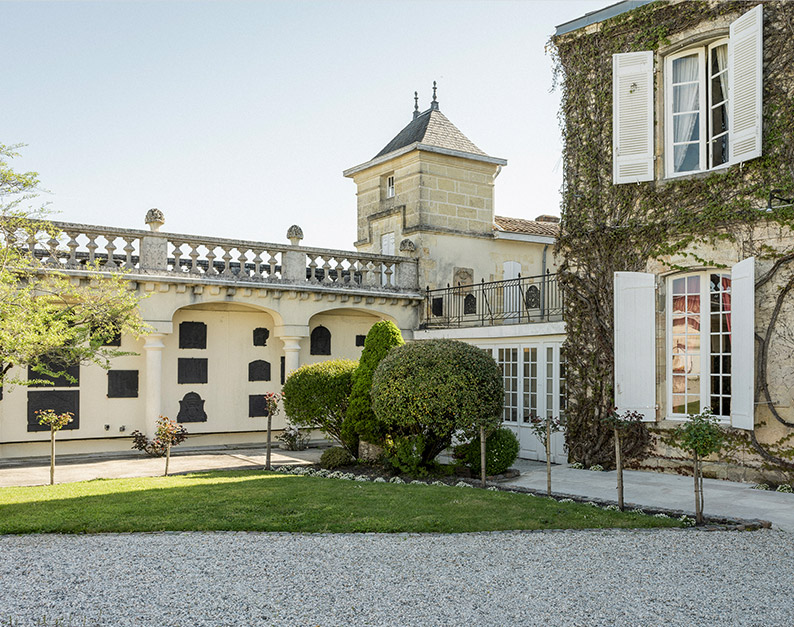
480;342;567;463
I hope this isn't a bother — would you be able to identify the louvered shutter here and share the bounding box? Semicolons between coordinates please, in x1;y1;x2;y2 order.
729;4;763;165
614;272;656;421
612;51;654;184
730;257;755;430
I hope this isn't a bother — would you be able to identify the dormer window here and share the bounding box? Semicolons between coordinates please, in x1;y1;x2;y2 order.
612;4;762;184
665;40;729;176
386;175;395;198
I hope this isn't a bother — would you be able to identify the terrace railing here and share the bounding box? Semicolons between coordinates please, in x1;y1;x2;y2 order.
421;272;563;329
19;220;420;292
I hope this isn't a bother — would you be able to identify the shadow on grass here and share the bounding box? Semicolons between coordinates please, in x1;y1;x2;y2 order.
0;470;683;534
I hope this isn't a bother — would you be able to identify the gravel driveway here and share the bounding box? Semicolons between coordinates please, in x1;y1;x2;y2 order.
2;529;793;626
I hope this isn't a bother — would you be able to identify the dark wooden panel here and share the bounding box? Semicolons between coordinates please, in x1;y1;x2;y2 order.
249;394;270;417
280;356;285;385
107;370;139;398
178;358;208;384
27;390;80;432
310;326;331;355
177;392;207;423
179;321;207;349
355;334;366;347
253;327;270;346
27;363;80;388
248;360;271;382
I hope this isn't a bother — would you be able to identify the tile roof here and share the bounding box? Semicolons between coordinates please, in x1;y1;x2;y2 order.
375;108;489;159
494;215;560;238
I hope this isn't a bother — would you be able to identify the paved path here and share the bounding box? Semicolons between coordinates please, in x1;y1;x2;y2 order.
505;459;794;532
0;446;323;488
2;447;794;531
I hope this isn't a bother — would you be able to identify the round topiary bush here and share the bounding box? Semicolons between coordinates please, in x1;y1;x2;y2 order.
282;359;358;455
343;321;404;447
319;446;354;469
457;427;519;476
371;339;503;470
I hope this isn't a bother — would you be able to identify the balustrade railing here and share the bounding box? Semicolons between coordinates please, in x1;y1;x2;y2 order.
18;221;418;292
421;272;563;328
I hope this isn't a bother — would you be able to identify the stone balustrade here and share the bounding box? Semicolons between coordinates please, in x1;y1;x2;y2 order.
23;219;420;292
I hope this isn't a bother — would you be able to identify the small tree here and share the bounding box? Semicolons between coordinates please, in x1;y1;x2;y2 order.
529;414;564;496
344;321;404;450
667;408;725;524
371;340;503;474
602;408;646;510
130;416;188;476
282;359;357;455
35;409;73;485
255;391;282;470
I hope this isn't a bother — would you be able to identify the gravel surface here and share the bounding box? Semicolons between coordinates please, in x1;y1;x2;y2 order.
1;529;793;626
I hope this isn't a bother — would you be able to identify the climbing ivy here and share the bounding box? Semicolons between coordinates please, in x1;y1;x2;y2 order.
550;1;794;468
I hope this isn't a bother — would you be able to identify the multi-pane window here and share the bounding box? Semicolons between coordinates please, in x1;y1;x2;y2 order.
498;347;518;423
669;272;731;418
559;351;567;418
545;347;555;421
665;40;729;176
522;347;538;423
386;175;395;198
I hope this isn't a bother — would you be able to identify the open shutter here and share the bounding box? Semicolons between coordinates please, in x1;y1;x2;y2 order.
613;51;654;184
731;257;755;430
729;4;763;165
614;272;656;421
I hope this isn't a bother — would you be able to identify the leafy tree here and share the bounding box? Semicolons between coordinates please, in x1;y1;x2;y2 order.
529;414;564;496
282;359;358;455
371;339;503;474
131;416;188;476
667;408;725;524
0;143;147;387
254;391;282;470
35;409;73;485
343;320;404;450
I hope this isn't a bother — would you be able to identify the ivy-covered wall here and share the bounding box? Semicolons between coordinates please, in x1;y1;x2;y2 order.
551;0;794;480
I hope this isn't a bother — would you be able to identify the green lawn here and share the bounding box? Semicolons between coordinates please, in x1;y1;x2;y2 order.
0;470;683;534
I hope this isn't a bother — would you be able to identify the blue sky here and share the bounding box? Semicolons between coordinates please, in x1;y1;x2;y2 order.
5;0;605;249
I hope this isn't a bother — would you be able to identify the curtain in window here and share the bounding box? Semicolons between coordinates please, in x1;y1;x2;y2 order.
672;54;700;172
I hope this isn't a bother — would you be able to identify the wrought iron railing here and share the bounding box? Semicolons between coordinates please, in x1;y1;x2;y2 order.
421;272;563;328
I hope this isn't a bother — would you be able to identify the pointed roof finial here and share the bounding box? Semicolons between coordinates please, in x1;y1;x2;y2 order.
413;91;419;119
431;81;439;110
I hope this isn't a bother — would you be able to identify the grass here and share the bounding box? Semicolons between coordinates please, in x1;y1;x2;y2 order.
0;470;683;534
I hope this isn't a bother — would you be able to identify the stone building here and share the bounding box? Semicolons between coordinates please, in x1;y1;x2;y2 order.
0;89;567;463
553;0;794;480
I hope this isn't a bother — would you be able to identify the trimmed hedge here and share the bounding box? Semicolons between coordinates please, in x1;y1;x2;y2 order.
282;359;357;455
371;339;503;469
343;320;404;446
456;427;519;476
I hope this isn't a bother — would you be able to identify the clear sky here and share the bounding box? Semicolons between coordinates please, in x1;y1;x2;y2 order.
5;0;605;250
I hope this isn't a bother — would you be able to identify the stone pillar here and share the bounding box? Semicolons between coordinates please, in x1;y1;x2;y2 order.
275;324;309;381
143;334;166;437
281;337;303;378
140;208;168;273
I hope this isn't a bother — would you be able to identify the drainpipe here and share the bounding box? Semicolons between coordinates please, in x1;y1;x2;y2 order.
541;244;549;319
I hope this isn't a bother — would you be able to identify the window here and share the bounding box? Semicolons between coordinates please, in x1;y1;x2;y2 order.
386;175;395;199
310;326;331;355
665;40;729;176
667;272;732;419
497;347;519;423
612;5;763;184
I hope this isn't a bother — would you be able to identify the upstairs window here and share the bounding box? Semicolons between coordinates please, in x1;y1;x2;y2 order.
386;175;395;199
665;40;729;176
612;4;762;184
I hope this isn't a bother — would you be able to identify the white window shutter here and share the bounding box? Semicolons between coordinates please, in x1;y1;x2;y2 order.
614;272;656;421
612;51;654;184
729;4;763;165
731;257;755;430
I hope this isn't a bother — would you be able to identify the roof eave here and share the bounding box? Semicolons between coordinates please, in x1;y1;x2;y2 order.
493;230;556;245
343;143;507;178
